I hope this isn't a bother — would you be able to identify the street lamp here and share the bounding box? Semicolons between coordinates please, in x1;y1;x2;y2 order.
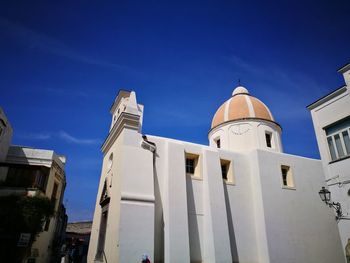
318;187;343;221
318;187;331;203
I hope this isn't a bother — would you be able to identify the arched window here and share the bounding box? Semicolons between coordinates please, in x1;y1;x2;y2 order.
96;179;110;260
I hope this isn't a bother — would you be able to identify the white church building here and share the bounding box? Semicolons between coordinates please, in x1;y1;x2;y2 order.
88;86;344;263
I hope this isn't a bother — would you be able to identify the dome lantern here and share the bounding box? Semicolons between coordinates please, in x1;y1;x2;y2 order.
232;85;249;96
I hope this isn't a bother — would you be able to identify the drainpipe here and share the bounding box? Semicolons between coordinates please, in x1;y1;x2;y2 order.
141;135;157;153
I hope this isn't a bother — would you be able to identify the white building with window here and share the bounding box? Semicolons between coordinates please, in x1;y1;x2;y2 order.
0;107;67;262
88;87;344;263
0;146;67;263
308;62;350;255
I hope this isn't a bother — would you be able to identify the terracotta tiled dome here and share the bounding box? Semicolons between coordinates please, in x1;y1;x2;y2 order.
211;86;274;129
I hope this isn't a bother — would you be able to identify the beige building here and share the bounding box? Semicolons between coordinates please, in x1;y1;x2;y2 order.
0;107;13;161
308;62;350;256
88;87;344;263
0;108;67;263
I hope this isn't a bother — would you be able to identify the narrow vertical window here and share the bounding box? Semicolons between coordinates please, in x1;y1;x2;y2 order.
51;182;58;209
220;159;234;183
343;130;350;154
221;163;228;180
281;165;294;188
327;137;337;161
334;134;345;158
186;158;195;174
96;206;109;260
185;153;200;178
281;168;288;186
265;132;272;148
216;139;221;149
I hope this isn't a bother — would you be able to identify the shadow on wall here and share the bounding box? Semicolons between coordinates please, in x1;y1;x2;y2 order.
223;183;239;263
153;152;164;263
186;177;202;262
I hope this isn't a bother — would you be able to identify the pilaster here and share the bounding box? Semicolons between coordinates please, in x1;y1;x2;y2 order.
202;149;232;263
163;141;191;263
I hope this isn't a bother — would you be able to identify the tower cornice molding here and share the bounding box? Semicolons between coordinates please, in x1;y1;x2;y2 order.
101;112;140;154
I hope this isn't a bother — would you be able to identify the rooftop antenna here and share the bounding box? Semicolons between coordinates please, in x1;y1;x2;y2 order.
238;78;241;86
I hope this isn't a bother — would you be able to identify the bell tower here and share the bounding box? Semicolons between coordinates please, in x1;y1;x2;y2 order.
109;90;144;132
88;90;155;263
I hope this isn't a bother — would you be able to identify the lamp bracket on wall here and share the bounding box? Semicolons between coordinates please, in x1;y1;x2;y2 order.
318;186;343;221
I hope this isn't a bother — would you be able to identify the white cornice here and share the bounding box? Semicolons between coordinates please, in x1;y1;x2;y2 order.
307;86;348;110
337;63;350;74
101;112;140;153
5;155;53;167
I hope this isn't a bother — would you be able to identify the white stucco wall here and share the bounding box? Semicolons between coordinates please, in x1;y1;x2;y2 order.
145;135;344;263
89;90;345;263
308;81;350;252
254;149;344;263
88;91;154;263
88;134;123;263
209;119;282;153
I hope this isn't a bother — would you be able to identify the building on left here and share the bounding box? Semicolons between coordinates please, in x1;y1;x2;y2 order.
0;107;68;263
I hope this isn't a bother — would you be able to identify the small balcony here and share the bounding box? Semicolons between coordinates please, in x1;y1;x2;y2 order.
0;163;50;195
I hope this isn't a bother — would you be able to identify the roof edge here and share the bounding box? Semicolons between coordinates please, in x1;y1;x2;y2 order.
307;85;347;110
337;62;350;74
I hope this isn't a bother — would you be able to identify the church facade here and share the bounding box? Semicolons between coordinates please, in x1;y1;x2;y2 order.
88;87;344;263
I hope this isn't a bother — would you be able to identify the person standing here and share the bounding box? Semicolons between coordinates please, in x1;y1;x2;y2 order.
142;254;151;263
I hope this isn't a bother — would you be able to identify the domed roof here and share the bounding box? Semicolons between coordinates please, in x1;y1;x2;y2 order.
211;86;275;129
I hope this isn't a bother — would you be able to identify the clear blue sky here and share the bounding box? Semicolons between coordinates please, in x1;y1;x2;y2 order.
0;1;349;221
